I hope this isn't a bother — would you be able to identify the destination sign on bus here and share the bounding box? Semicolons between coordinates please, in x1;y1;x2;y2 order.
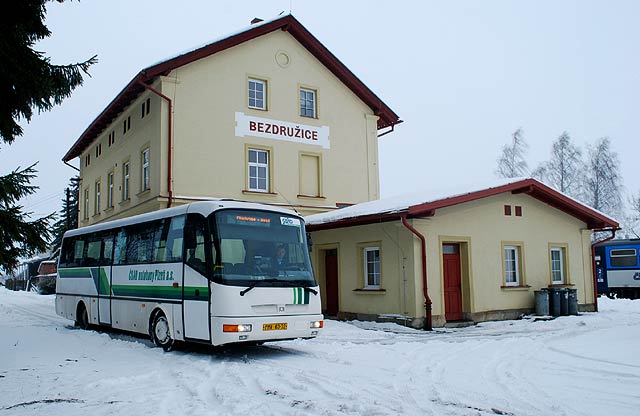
227;214;272;227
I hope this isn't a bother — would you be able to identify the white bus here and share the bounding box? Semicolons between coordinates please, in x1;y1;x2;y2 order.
56;201;323;350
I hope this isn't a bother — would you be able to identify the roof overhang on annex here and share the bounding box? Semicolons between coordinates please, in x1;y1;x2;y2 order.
306;178;620;232
62;14;402;162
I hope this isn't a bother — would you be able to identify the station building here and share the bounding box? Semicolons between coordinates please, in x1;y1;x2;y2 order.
63;15;401;226
306;178;619;328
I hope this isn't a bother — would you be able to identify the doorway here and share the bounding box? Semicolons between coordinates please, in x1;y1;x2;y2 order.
324;249;339;316
443;243;463;321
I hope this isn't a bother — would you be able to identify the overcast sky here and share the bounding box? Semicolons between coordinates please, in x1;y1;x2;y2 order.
5;0;639;220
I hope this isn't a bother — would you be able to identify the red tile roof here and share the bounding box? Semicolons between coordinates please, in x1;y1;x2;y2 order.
63;15;401;162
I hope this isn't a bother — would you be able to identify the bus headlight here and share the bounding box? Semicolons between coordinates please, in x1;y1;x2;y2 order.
223;324;252;333
310;321;323;329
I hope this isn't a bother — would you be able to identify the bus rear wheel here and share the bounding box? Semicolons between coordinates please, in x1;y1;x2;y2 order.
75;302;89;330
151;312;174;352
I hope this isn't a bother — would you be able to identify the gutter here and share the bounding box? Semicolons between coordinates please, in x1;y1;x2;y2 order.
401;214;432;330
137;80;173;208
64;160;80;172
590;227;618;312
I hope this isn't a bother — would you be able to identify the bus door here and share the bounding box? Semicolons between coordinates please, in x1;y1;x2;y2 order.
182;214;211;341
98;233;114;325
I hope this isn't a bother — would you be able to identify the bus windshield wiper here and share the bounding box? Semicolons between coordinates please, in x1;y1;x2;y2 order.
239;278;284;296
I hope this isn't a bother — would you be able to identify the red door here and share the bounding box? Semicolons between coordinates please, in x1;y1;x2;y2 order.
325;249;339;316
443;244;463;321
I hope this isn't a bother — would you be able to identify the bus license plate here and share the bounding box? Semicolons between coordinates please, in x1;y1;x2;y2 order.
263;323;287;331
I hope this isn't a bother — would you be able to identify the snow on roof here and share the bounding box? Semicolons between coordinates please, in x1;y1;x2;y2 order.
306;177;529;225
146;14;288;69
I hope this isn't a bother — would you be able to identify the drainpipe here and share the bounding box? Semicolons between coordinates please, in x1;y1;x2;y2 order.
591;227;617;312
401;215;432;330
137;80;173;208
63;160;80;172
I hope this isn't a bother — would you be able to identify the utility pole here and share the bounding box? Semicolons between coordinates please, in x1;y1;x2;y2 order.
66;187;70;228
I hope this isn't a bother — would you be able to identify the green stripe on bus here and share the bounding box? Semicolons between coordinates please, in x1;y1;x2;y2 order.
111;285;209;301
292;287;309;305
99;268;110;295
59;268;92;278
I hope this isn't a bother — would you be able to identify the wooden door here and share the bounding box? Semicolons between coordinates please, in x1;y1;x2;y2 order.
443;244;463;321
325;249;339;316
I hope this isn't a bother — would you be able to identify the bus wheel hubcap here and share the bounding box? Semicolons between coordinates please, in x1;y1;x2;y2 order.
155;318;169;343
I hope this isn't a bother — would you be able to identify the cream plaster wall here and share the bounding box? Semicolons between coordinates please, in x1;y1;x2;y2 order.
76;29;380;225
164;30;379;215
78;86;164;226
310;193;594;325
310;221;420;317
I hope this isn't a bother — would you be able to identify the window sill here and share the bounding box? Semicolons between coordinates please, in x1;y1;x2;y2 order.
137;189;151;198
548;283;575;288
248;106;267;112
104;206;115;213
353;288;386;295
119;199;131;206
297;194;326;200
92;212;101;218
242;190;278;196
500;285;531;291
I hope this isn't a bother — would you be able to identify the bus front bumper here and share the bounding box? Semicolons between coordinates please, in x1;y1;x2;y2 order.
211;314;324;346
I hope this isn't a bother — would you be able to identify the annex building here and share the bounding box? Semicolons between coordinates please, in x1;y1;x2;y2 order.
63;15;401;226
306;178;619;329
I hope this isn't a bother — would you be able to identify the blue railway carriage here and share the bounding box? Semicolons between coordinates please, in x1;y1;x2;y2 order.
595;239;640;299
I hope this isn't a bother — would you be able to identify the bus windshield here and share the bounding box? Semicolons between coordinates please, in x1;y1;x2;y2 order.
210;209;316;287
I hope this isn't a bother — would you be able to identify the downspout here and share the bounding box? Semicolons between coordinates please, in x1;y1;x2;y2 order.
137;80;173;208
401;215;432;330
64;160;80;172
591;227;617;312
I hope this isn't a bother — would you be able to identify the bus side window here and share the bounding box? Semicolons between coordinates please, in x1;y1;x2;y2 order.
185;214;207;275
114;230;127;265
152;217;184;263
60;237;76;268
73;238;85;267
84;235;102;267
102;234;114;266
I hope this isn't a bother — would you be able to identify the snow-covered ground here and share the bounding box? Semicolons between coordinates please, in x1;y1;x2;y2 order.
1;288;639;416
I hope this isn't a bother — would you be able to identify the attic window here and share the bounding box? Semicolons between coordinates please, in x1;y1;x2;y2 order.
123;116;131;134
515;206;522;217
248;78;267;110
108;131;115;146
504;205;512;216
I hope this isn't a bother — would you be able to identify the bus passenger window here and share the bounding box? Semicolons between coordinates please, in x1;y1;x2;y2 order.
185;214;207;275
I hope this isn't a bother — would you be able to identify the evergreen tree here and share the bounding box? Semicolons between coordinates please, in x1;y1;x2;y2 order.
1;1;97;143
0;165;53;271
496;128;529;178
533;132;584;198
50;177;79;254
0;1;95;271
583;137;623;217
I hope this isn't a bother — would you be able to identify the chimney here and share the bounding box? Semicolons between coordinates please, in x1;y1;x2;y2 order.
250;17;264;25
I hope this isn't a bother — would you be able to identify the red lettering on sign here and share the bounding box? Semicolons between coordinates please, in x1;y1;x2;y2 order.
249;121;257;131
257;122;264;133
312;131;318;141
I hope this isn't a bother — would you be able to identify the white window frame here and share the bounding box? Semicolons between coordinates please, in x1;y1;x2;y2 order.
123;162;130;200
248;78;266;110
141;148;150;191
300;88;316;118
94;181;101;215
107;172;114;208
551;247;564;284
504;245;520;286
248;148;269;192
363;247;381;289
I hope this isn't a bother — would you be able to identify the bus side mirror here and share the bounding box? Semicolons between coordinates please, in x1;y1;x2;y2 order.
306;232;313;253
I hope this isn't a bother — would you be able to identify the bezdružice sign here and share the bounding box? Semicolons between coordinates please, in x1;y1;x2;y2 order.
235;112;330;149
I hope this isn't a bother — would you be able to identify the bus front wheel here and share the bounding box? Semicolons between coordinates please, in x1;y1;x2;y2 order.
151;312;174;352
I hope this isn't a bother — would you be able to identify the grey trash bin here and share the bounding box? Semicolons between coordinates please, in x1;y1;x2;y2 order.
535;290;550;316
558;288;569;316
567;288;578;315
548;287;561;317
